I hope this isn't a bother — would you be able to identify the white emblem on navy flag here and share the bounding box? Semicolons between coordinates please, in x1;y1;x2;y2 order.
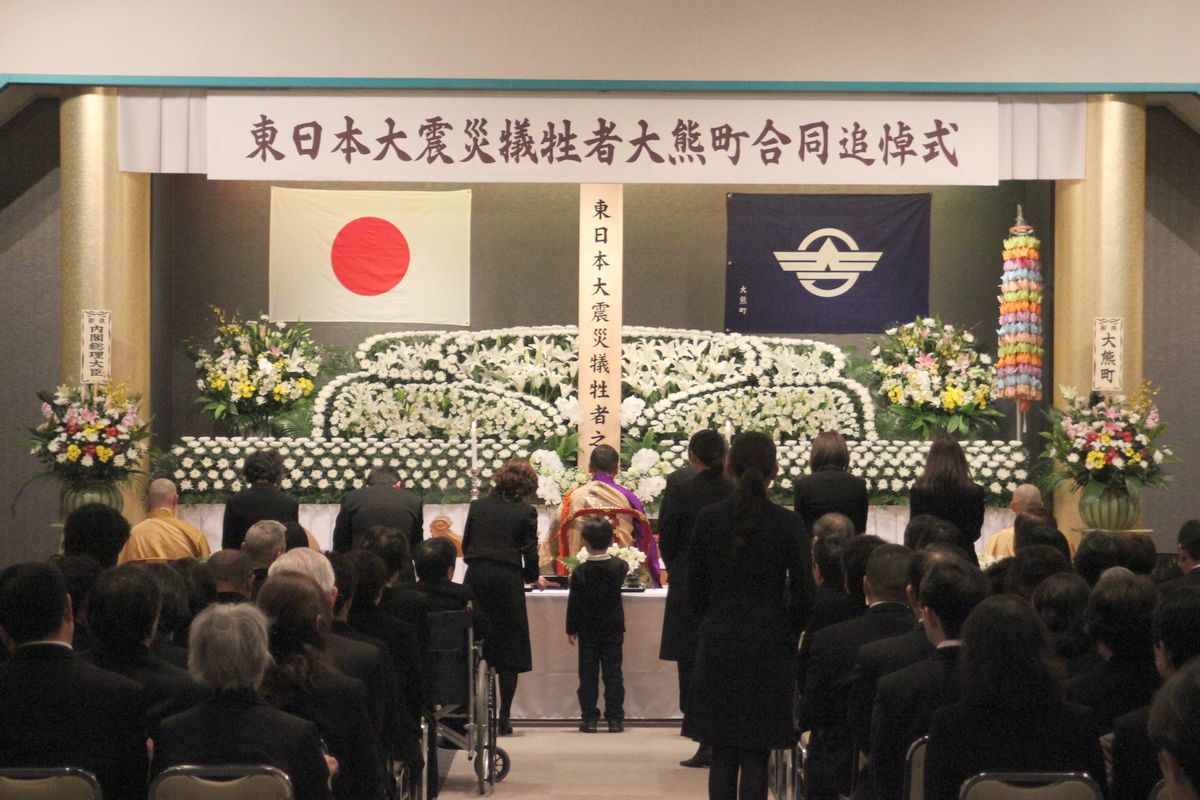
774;228;882;298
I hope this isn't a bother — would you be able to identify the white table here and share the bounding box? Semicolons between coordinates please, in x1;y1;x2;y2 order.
511;588;678;721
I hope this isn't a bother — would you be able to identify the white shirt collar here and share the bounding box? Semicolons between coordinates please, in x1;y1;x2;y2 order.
18;639;73;651
936;640;962;650
585;553;613;562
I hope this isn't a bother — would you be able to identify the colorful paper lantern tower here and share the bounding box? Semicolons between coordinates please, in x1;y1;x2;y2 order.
995;206;1044;433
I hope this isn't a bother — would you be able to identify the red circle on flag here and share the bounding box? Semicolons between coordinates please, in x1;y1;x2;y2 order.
330;216;411;296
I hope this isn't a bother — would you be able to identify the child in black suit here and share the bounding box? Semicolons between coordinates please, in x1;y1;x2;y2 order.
566;517;628;732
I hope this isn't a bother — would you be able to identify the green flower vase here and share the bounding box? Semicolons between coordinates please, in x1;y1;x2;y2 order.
1078;490;1139;531
61;480;124;518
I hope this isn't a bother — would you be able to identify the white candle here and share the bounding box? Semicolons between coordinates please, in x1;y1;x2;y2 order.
724;419;734;442
470;419;478;471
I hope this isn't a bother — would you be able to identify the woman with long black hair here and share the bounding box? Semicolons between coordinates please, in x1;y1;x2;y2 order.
687;431;814;800
909;433;986;563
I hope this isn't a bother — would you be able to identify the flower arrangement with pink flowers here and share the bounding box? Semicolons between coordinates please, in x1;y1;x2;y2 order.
1040;384;1173;502
29;383;151;485
870;317;1003;438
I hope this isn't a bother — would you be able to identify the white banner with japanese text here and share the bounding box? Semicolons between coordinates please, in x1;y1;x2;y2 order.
1093;317;1125;393
206;92;1000;185
578;184;623;466
80;310;112;385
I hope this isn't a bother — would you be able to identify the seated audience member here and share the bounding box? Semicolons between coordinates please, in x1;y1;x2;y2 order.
870;559;990;800
221;448;300;550
270;548;400;752
808;533;882;633
981;484;1044;560
243;519;287;597
50;553;103;651
207;549;254;603
793;431;869;534
1009;507;1057;548
1003;544;1071;600
85;564;208;722
328;552;420;787
983;556;1013;595
797;526;857;692
413;537;473;611
902;514;961;553
1067;567;1161;733
1013;521;1072;563
848;545;964;758
258;572;385;800
924;595;1106;800
362;526;425;631
151;602;332;800
63;502;131;568
1031;572;1103;678
1120;533;1159;577
118;478;211;563
1113;588;1200;800
1075;530;1124;587
172;557;217;637
0;562;149;799
1163;519;1200;589
1149;647;1200;800
802;544;915;800
145;561;193;668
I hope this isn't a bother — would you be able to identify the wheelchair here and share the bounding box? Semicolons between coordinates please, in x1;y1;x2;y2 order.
422;607;510;796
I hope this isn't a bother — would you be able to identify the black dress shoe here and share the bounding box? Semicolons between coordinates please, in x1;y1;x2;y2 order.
680;744;712;768
579;719;598;733
607;719;624;733
498;717;514;736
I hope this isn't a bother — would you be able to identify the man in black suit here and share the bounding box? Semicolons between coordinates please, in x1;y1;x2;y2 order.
0;562;149;800
242;520;286;599
411;538;474;611
1113;587;1200;800
1149;657;1200;800
221;448;299;550
333;466;424;554
1163;520;1200;591
848;545;967;765
206;548;253;603
656;429;732;766
801;543;915;800
869;558;989;800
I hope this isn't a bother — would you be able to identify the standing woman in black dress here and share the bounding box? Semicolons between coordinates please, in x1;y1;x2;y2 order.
908;433;986;564
793;431;869;534
688;432;814;800
462;459;548;734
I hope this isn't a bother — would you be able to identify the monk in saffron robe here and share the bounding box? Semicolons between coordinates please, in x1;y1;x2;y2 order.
545;445;662;587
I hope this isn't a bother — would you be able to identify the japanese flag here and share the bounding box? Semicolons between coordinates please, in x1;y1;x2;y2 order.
269;187;470;324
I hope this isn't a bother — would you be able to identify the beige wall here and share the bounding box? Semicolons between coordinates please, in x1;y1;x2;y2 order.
2;1;1198;84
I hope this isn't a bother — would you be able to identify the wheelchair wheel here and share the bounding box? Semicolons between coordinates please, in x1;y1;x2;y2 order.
492;747;510;783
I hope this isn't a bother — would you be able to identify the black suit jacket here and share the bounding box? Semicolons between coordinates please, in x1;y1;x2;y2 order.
347;605;427;722
800;602;916;730
658;466;734;661
869;645;961;800
462;495;539;581
329;620;418;767
152;689;331;800
333;484;423;554
1112;704;1158;800
794;469;869;534
221;484;300;550
688;500;813;644
924;700;1106;800
326;630;392;740
1065;654;1161;734
847;624;929;749
273;667;384;800
85;645;209;724
566;557;627;639
908;483;986;555
0;644;149;800
798;585;867;690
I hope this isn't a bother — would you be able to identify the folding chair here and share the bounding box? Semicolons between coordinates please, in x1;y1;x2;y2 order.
903;736;928;800
958;772;1103;800
148;765;293;800
0;768;102;800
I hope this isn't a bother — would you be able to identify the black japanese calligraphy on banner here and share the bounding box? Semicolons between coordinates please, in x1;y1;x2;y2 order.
80;309;112;385
725;194;930;334
209;93;1000;185
578;184;622;466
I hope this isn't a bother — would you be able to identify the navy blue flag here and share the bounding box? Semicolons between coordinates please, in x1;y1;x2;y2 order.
725;193;930;334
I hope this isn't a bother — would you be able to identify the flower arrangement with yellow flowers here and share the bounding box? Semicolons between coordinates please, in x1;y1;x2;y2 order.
29;383;150;485
870;316;1003;438
1040;384;1173;503
188;308;321;434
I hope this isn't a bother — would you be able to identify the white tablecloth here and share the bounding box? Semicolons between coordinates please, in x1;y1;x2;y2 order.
511;588;678;721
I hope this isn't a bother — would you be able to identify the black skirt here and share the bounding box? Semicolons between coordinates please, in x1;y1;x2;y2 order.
687;637;797;750
463;558;533;674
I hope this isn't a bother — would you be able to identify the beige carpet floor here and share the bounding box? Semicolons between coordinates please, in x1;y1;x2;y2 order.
440;724;710;799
